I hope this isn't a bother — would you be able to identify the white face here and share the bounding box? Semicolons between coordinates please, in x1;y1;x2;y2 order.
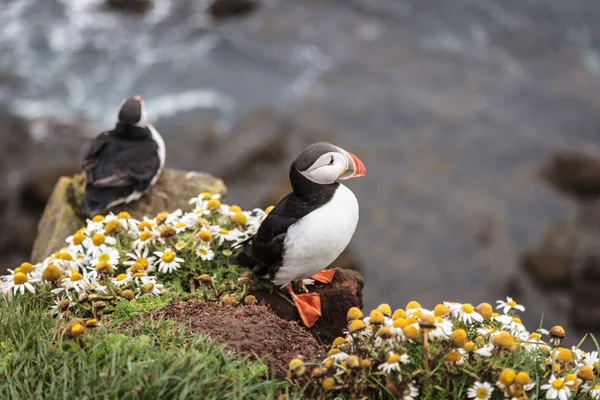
299;151;348;184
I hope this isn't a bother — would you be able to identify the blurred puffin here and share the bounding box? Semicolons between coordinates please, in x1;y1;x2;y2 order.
230;142;366;327
82;96;165;215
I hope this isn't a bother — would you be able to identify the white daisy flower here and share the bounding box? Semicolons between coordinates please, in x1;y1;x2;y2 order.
154;248;184;273
139;276;164;297
496;297;525;314
495;315;527;336
589;385;600;399
402;381;419;400
467;381;493;400
133;230;157;251
65;230;88;254
196;245;214;261
541;375;574;400
124;248;156;272
475;344;495;357
329;351;349;363
113;273;132;286
213;227;245;245
51;250;79;271
7;272;38;295
85;217;105;233
175;240;186;251
453;303;484;324
582;351;599;368
84;233;117;257
377;353;409;374
91;246;120;267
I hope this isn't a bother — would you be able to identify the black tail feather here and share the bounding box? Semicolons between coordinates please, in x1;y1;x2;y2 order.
83;184;132;214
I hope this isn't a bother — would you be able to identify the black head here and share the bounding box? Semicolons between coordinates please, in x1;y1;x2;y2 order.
292;142;367;185
117;95;147;127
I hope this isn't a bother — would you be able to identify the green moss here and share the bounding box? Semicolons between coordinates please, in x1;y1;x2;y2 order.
111;294;174;325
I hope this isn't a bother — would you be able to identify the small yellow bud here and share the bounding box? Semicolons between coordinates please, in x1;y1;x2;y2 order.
311;367;326;378
376;303;392;317
346;355;360;369
475;303;493;320
406;301;421;309
138;220;153;231
332;337;346;347
369;310;385;325
92;215;104;222
346;307;363;321
322;377;335;390
348;319;365;333
393;318;408;329
288;358;306;377
95;261;114;276
492;331;516;351
231;212;247;225
121;290;135;301
160;226;176;238
42;264;62;281
419;314;436;329
433;304;450;317
92;233;106;246
265;205;275;214
360;359;372;368
155;211;169;225
549;326;566;339
69;323;86;337
105;220;123;235
198;231;212;242
499;368;516;386
514;372;532;386
556;349;574;363
244;295;257;306
403;325;419;340
578;365;594;381
464;341;478;352
117;211;132;219
85;318;99;327
445;350;462;362
392;309;407;320
207;199;222;210
450;329;468;347
376;327;393;339
199;274;213;283
221;294;237;306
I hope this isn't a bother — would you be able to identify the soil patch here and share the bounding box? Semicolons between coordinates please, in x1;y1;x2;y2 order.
151;301;325;375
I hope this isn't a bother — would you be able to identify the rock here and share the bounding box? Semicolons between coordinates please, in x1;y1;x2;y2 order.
30;169;226;263
249;269;364;344
207;0;259;20
150;301;324;376
572;282;600;329
542;150;600;200
105;0;153;14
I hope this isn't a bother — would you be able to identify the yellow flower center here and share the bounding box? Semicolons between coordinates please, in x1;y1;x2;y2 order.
133;272;145;278
403;325;419;340
140;231;153;241
176;222;186;229
58;252;73;261
143;283;154;292
552;379;565;390
198;249;208;256
116;273;127;281
207;199;222;210
231;212;247;225
14;272;28;284
136;258;149;269
265;205;275;214
499;368;516;386
507;300;517;307
529;332;540;340
138;221;153;231
162;252;175;263
461;303;474;313
230;205;242;213
43;264;62;281
445;350;462;362
92;233;105;246
105;220;123;234
155;211;169;224
434;304;450;317
92;215;104;222
19;262;34;273
201;192;212;199
199;231;212;242
476;388;489;399
219;229;229;235
117;211;131;219
406;301;421;309
73;231;86;245
70;271;83;281
387;354;401;364
512;317;522;324
98;254;110;263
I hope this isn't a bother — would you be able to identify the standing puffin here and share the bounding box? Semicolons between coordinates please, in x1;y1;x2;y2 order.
82;96;165;215
230;142;366;327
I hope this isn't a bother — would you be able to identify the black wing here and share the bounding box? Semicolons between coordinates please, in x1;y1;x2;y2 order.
82;132;109;183
83;135;160;188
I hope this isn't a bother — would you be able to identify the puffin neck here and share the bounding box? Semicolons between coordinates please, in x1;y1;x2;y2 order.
114;123;151;139
289;166;339;200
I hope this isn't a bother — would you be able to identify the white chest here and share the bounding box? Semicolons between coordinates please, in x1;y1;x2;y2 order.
274;184;359;286
147;123;166;186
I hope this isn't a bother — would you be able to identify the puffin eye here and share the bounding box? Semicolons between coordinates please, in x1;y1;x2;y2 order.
328;156;334;165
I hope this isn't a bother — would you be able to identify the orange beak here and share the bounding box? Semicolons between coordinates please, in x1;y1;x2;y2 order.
135;95;143;101
339;150;367;180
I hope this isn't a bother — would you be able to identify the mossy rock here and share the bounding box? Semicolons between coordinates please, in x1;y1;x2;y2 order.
31;169;226;263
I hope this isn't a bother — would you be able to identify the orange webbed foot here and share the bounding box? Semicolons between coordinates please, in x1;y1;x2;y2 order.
286;284;322;327
311;269;336;284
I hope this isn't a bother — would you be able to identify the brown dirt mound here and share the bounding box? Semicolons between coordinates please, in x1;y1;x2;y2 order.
152;301;325;375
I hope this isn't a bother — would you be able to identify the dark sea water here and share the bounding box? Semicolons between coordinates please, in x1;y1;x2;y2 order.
3;0;600;339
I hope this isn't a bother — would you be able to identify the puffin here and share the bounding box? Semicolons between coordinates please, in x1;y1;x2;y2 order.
230;142;366;327
82;96;165;215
